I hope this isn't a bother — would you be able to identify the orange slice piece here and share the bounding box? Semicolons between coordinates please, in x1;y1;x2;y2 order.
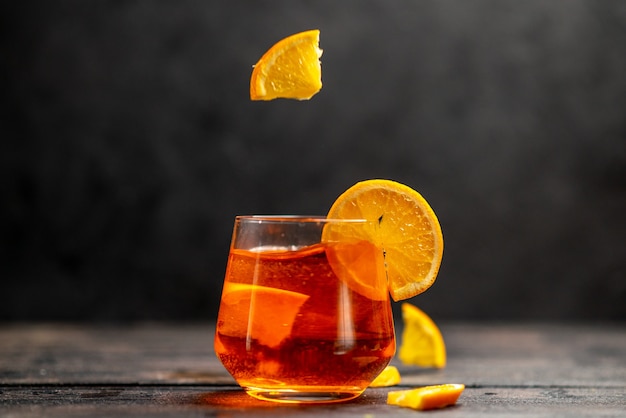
387;384;465;410
219;283;309;348
325;179;444;301
250;29;322;101
369;365;401;387
398;302;446;368
324;239;388;301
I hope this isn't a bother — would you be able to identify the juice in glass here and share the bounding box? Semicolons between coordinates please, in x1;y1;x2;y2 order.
214;216;395;403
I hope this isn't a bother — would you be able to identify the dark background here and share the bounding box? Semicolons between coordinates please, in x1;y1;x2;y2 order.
2;1;625;323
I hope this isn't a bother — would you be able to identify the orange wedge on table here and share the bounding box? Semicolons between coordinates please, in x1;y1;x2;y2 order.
387;384;465;410
399;302;446;368
324;179;444;301
369;365;401;387
250;29;323;101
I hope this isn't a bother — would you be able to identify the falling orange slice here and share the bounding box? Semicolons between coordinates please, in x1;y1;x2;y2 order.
250;29;322;101
387;384;465;410
324;179;443;301
398;302;446;368
218;283;309;348
369;365;401;387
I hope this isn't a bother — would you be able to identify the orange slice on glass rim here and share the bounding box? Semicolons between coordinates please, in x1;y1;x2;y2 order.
250;29;322;101
323;238;388;301
387;384;465;410
324;179;444;301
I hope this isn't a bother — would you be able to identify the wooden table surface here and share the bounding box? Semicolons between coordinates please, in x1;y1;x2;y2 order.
0;322;624;417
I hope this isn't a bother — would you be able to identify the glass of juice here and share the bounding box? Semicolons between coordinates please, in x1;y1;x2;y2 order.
214;216;395;403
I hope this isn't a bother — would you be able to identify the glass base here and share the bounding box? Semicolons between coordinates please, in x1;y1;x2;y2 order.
244;387;363;404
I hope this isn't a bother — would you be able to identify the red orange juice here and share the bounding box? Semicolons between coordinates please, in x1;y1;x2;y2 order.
215;217;395;403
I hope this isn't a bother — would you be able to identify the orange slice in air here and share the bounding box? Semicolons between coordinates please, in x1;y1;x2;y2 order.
324;179;444;301
219;283;309;348
387;384;465;410
250;29;322;101
399;302;446;368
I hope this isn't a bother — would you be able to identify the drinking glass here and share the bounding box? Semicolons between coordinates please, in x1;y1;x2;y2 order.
214;216;395;403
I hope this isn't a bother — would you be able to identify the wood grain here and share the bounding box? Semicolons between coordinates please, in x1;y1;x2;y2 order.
1;322;624;416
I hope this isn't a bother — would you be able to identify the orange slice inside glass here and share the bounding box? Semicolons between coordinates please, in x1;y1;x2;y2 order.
369;365;401;387
250;29;322;101
387;384;465;410
398;302;446;368
324;179;444;301
219;283;309;348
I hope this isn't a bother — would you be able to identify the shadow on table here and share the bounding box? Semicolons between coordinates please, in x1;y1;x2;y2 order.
184;387;388;413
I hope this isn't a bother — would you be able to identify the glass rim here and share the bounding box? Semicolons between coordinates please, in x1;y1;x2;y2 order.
234;215;369;224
